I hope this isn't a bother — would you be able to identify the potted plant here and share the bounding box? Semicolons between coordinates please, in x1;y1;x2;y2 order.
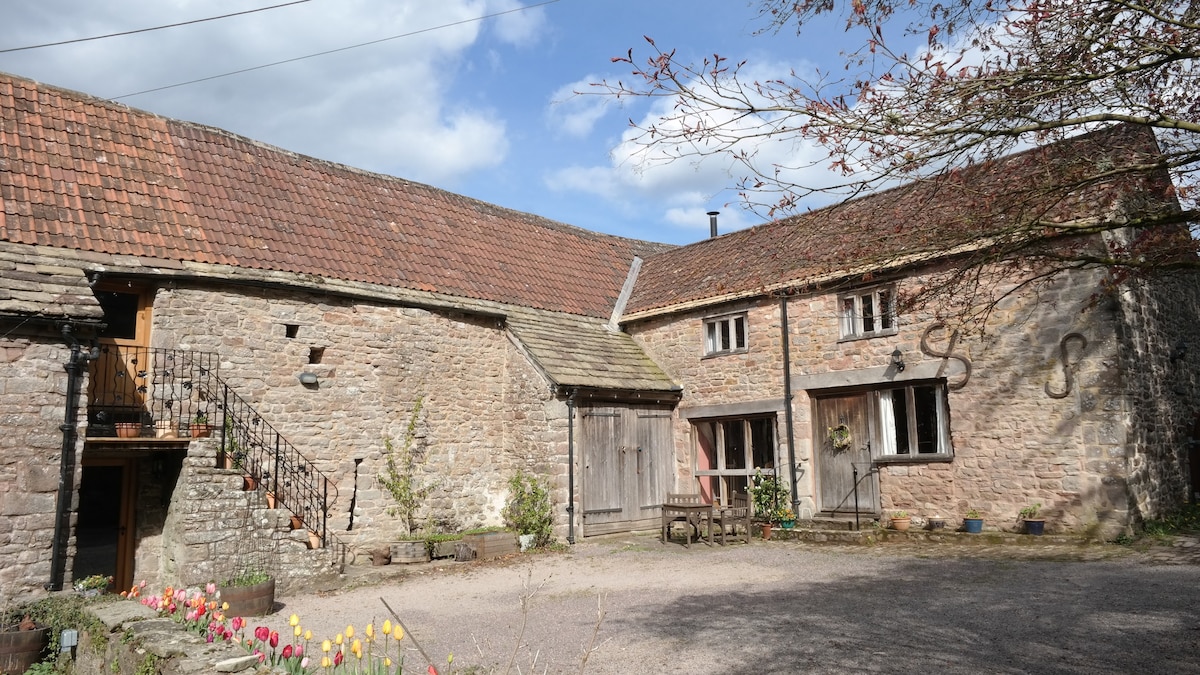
217;567;275;617
776;506;797;530
502;469;554;550
1019;503;1045;535
72;574;113;597
963;508;984;533
190;411;213;438
115;421;141;438
890;510;912;531
424;533;464;559
750;471;789;540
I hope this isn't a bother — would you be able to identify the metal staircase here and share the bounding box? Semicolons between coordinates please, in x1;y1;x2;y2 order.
87;345;338;548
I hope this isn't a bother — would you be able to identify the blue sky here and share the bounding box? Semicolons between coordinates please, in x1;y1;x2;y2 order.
0;0;854;245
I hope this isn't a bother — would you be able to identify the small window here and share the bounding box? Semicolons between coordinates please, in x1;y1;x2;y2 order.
838;286;897;339
704;315;747;356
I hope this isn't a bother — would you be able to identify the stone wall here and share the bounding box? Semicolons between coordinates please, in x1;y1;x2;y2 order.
628;265;1149;535
144;282;566;585
0;334;83;606
1115;270;1200;521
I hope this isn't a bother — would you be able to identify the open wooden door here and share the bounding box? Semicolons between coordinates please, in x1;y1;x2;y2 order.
580;403;673;536
74;458;136;592
813;393;878;515
88;282;154;431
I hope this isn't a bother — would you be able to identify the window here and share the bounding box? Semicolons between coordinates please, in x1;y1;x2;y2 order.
694;416;776;503
704;314;747;356
838;286;896;339
874;383;951;459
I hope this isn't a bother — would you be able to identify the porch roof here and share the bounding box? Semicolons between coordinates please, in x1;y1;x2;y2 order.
0;246;102;322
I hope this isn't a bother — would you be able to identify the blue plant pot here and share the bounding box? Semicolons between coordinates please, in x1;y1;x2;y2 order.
963;518;983;533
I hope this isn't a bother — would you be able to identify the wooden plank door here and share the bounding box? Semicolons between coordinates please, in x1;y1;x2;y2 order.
813;393;878;514
580;404;673;536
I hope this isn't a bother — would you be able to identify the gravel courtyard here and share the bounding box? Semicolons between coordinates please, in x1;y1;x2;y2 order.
259;535;1200;674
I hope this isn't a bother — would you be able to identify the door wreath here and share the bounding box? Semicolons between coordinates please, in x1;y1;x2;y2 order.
828;424;852;452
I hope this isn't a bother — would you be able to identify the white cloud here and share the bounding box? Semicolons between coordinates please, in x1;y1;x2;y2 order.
487;0;547;45
545;77;614;138
0;0;512;185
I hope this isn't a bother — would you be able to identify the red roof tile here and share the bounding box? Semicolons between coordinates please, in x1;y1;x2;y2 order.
627;124;1176;316
0;72;671;318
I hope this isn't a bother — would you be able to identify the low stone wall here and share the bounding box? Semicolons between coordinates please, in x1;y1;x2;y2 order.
75;602;286;675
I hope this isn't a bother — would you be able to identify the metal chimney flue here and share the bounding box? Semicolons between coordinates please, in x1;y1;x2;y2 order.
707;211;719;238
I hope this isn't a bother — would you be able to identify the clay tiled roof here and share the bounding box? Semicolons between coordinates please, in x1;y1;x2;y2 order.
626;124;1174;318
0;72;672;319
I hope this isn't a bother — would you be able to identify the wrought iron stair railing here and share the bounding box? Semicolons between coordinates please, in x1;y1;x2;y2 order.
86;345;338;548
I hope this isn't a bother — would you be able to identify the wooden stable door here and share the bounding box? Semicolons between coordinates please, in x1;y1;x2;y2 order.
813;393;879;515
580;404;673;536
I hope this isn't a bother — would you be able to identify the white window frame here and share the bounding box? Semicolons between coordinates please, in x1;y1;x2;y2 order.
703;314;747;356
872;381;952;462
838;286;897;340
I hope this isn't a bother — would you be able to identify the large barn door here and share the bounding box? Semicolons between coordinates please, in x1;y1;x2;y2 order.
581;404;673;536
814;393;879;515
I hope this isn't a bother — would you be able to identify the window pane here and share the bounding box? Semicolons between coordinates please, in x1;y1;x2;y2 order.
861;294;875;333
879;289;894;330
720;319;731;351
891;388;911;454
734;316;746;350
913;386;940;453
840;297;856;337
705;322;717;353
750;418;775;468
722;420;746;469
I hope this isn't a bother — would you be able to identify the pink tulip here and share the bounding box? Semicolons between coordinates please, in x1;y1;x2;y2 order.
254;625;270;643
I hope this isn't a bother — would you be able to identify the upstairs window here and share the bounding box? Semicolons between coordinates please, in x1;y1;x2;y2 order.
704;314;747;356
838;286;897;339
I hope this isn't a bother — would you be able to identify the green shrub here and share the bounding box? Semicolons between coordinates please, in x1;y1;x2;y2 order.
501;469;554;547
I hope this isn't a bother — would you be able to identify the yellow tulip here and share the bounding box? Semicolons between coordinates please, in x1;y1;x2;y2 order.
365;623;374;639
321;640;331;653
335;633;343;646
345;625;354;639
393;625;404;641
304;629;313;641
351;638;362;659
294;625;302;638
321;656;331;668
221;602;229;611
382;620;392;636
288;613;300;627
385;657;392;667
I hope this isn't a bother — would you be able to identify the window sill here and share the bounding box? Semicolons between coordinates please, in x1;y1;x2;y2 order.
702;349;748;360
874;454;953;465
837;329;899;343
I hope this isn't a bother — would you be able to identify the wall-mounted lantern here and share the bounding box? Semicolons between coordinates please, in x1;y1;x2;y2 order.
891;348;906;372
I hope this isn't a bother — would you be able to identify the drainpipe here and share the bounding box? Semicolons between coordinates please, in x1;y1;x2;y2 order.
47;324;97;591
779;293;799;516
566;390;577;545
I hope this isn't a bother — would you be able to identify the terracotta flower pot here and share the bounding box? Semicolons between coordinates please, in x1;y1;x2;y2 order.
115;422;140;438
891;517;911;531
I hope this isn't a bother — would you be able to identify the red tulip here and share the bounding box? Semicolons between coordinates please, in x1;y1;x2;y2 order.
269;631;279;648
282;644;293;659
334;651;343;666
255;625;270;642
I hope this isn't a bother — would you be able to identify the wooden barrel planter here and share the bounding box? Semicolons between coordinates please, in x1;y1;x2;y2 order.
0;626;49;675
219;578;276;618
